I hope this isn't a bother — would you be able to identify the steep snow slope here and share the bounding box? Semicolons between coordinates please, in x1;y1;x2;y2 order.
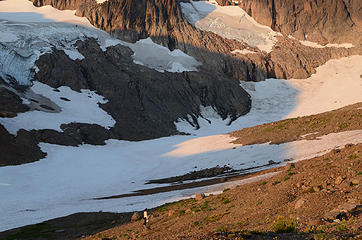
180;0;280;53
0;0;199;85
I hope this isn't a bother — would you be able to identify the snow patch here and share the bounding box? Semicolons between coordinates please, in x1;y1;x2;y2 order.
63;49;85;60
0;81;115;134
231;49;257;55
288;35;354;49
287;55;362;118
0;0;92;26
300;40;354;49
123;37;200;73
181;0;280;52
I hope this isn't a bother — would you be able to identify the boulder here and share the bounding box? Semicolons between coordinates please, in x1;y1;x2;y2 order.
131;212;140;221
294;198;306;210
0;124;46;167
195;193;205;201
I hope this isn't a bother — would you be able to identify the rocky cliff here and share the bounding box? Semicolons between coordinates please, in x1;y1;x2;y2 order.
0;37;251;166
30;0;359;82
35;39;251;139
239;0;362;46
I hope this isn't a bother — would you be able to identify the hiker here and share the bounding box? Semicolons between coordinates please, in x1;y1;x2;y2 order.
143;208;150;229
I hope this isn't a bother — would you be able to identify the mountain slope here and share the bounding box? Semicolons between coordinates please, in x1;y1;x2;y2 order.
239;0;362;46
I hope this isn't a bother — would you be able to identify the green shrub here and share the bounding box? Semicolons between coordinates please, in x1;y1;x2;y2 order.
271;216;296;233
215;226;228;233
272;180;281;185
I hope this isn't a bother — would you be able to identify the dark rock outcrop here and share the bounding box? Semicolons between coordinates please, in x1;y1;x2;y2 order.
239;0;362;46
31;123;110;146
0;124;46;167
33;39;251;141
0;87;29;117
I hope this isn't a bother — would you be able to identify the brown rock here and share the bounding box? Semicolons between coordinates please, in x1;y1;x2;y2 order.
351;179;360;185
309;219;323;226
335;176;344;185
131;212;140;221
168;210;175;217
313;186;321;192
337;203;357;213
324;209;343;221
195;193;205;201
294;198;306;210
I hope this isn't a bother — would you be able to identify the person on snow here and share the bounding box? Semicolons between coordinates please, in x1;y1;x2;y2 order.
143;208;150;229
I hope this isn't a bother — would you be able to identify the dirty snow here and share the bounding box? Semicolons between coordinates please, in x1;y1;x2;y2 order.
231;49;257;55
180;0;280;52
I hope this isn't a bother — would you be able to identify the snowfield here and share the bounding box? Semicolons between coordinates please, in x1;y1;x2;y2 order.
1;55;362;231
180;0;280;53
0;0;362;232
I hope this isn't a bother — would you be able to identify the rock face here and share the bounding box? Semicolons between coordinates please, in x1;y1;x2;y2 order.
34;39;251;141
0;124;46;167
0;87;29;117
239;0;362;45
29;0;359;82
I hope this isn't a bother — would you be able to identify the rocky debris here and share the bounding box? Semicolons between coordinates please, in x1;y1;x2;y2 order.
239;0;362;46
195;193;205;201
0;123;46;167
34;39;251;141
131;212;140;221
146;165;233;184
323;203;359;222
